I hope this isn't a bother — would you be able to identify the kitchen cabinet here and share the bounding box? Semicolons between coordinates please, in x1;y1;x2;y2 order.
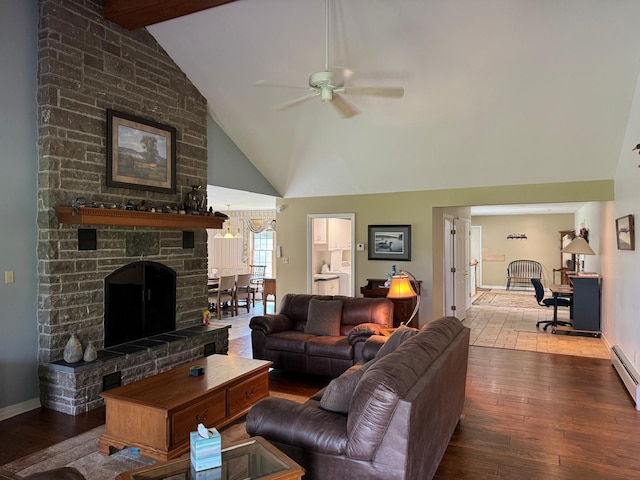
313;218;327;244
327;218;351;250
315;277;339;295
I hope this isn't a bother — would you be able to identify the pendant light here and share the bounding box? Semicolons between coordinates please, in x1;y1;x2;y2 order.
223;204;234;239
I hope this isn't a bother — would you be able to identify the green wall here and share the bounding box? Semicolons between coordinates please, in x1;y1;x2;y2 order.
275;180;613;324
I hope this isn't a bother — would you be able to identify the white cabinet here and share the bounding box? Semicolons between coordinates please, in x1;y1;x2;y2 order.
315;278;339;295
313;218;327;244
327;218;351;250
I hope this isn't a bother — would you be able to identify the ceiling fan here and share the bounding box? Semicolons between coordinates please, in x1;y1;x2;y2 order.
257;0;405;118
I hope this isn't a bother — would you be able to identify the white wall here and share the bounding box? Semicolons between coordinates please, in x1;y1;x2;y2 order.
606;67;640;373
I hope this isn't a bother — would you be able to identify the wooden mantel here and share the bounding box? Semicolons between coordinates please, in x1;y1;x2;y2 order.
55;207;224;229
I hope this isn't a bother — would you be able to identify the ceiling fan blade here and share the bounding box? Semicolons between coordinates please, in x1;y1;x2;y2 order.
331;93;359;118
255;80;310;90
336;86;405;98
275;92;320;111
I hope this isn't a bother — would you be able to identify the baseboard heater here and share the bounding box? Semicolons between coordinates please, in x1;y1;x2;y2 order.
611;346;640;410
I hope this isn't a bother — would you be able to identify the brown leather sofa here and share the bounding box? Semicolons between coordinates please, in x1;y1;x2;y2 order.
249;293;394;378
246;316;470;480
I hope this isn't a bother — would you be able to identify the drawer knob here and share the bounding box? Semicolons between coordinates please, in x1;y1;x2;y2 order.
196;409;208;423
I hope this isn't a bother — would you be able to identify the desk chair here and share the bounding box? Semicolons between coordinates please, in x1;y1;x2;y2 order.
531;278;572;331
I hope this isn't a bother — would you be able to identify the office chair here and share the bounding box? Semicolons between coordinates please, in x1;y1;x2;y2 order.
531;278;572;331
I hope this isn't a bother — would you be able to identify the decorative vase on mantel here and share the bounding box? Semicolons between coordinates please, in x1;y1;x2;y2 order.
63;333;83;363
185;185;205;214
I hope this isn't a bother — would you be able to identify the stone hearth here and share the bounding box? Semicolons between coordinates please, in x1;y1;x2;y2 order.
39;324;229;415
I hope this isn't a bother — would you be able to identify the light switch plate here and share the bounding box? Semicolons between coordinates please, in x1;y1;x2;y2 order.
5;271;14;283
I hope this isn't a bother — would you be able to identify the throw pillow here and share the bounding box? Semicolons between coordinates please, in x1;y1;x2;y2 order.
320;366;365;414
374;324;419;360
304;298;343;336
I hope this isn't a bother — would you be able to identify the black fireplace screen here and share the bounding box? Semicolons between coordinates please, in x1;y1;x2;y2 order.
104;261;176;347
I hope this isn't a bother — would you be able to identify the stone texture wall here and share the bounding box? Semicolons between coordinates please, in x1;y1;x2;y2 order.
36;0;211;411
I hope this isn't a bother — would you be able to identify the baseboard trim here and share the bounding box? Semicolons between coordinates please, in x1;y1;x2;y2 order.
0;397;41;421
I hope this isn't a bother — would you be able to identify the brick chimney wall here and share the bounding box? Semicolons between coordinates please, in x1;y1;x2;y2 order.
36;0;214;412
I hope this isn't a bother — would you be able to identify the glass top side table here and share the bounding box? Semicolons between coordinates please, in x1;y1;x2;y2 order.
117;436;304;480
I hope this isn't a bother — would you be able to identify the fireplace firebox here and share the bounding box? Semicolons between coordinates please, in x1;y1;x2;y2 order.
105;261;176;347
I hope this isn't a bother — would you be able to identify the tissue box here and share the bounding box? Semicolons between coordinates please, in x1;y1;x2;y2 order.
190;429;222;472
190;464;222;480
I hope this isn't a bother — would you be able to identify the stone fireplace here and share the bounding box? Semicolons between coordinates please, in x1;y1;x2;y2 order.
36;0;228;415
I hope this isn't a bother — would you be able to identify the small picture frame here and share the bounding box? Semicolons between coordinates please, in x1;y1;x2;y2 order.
368;225;411;261
106;109;176;194
616;214;635;251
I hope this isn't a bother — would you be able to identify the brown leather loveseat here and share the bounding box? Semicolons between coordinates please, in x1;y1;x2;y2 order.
249;293;394;378
246;316;470;480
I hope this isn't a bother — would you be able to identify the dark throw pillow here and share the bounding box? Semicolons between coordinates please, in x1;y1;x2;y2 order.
375;324;419;359
304;298;343;336
320;366;365;414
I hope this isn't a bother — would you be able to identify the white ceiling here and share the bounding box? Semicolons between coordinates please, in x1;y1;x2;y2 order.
207;185;276;211
148;0;640;202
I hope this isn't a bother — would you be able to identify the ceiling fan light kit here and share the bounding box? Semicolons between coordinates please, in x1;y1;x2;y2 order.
259;0;405;118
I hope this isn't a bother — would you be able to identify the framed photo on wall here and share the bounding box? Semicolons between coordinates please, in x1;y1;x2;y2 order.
368;224;411;261
106;109;176;194
616;214;635;251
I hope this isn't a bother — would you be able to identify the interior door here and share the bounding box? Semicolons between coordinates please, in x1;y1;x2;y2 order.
455;217;470;317
443;217;455;316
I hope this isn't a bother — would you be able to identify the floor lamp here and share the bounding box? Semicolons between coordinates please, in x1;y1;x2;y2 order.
386;270;420;327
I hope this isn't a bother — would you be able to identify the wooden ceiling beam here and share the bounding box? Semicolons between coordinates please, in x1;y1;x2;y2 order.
104;0;239;30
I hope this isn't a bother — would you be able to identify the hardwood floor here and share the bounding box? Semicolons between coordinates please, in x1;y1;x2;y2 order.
2;302;638;478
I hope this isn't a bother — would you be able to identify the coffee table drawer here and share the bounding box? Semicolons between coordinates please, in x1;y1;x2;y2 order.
172;390;226;447
228;373;269;416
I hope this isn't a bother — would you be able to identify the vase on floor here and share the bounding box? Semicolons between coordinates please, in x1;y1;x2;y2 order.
63;334;83;363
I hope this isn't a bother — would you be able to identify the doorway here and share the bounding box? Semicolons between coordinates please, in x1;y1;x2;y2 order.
307;214;355;296
443;216;470;320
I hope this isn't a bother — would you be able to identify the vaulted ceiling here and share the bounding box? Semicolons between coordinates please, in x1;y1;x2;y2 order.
107;0;640;202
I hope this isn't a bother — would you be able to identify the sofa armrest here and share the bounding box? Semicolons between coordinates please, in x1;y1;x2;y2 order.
249;314;293;335
361;335;387;361
246;397;348;455
347;323;384;346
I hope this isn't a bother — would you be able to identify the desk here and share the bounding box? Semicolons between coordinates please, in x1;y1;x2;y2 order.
551;275;601;337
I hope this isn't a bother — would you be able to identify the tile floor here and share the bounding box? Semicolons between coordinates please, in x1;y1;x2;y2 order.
463;290;609;359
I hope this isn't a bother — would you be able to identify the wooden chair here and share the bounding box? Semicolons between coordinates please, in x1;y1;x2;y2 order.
263;278;276;312
235;273;252;313
249;265;266;306
208;274;236;319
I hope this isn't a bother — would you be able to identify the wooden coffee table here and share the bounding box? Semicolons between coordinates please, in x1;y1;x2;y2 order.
116;436;304;480
99;355;272;461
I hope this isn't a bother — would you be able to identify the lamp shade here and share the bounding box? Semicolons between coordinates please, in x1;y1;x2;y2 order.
387;275;417;299
563;236;595;255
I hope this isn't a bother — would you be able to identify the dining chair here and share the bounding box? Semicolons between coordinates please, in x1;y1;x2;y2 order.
208;274;236;320
235;273;252;313
263;277;276;313
249;265;266;306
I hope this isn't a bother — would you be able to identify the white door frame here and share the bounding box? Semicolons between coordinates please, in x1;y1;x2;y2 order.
307;213;355;295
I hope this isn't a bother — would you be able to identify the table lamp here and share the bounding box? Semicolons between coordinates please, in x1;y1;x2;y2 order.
562;236;595;273
386;270;420;327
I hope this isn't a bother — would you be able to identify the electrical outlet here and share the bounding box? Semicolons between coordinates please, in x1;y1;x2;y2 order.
282;257;289;264
356;243;365;251
5;271;14;284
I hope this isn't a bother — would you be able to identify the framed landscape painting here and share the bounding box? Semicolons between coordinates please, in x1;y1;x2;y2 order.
368;224;411;261
106;109;176;194
616;214;635;251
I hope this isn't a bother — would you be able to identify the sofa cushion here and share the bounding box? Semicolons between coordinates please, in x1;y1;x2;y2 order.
304;299;343;336
320;365;366;414
374;324;419;360
264;330;317;353
306;335;352;359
